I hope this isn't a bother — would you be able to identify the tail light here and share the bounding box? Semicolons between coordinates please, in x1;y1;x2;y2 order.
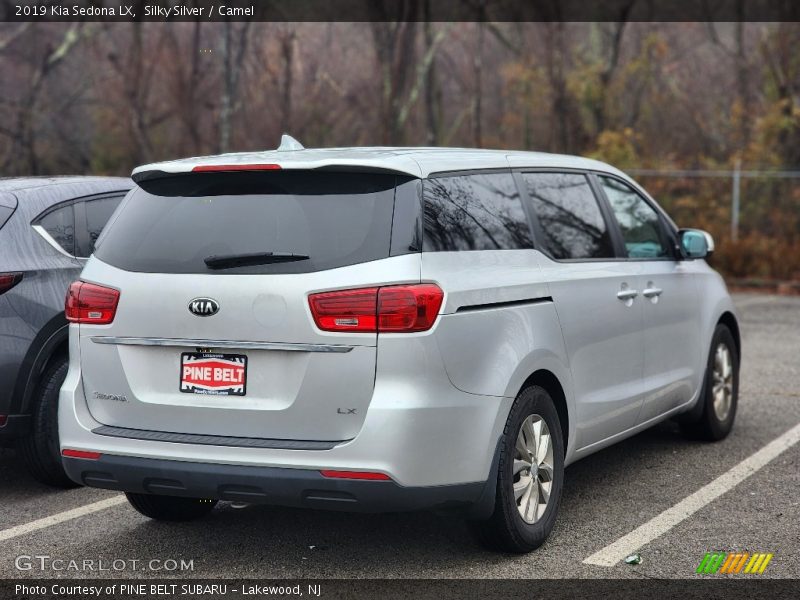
0;415;7;427
308;284;443;333
0;272;23;295
65;281;120;324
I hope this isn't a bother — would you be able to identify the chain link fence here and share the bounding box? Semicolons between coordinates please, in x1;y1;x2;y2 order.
625;167;800;288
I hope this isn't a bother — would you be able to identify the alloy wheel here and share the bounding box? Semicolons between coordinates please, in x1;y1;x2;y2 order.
513;414;554;524
712;343;734;421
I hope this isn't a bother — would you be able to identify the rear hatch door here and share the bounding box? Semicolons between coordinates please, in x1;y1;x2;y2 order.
79;170;420;442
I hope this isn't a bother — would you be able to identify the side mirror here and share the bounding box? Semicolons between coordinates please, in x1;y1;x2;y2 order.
678;229;714;259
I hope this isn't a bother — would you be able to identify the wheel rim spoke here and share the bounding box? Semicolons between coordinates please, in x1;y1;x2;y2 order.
537;432;550;465
515;434;529;459
514;477;530;500
538;478;550;506
524;479;538;522
523;418;536;455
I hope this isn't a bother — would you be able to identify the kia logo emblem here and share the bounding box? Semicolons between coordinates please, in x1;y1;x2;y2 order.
188;298;220;317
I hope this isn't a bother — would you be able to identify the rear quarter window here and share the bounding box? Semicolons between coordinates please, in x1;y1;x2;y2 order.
35;203;75;255
94;171;406;274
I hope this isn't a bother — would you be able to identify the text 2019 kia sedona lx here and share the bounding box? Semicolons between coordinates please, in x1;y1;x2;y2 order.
59;141;739;552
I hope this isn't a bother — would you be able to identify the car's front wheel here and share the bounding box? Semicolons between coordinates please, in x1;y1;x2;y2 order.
680;324;739;441
126;493;218;521
472;385;565;553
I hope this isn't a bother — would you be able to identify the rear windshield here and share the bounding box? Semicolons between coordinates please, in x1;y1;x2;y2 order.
95;171;403;274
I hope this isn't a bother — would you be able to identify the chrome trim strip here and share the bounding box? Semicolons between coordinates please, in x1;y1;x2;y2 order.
92;425;343;450
90;336;355;353
31;224;76;259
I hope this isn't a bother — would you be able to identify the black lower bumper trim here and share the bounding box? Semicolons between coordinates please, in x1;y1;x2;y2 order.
63;454;485;513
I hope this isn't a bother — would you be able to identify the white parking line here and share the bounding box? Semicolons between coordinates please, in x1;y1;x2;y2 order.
583;421;800;567
0;495;126;542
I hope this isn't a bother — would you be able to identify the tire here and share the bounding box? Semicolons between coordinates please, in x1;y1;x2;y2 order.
472;385;565;553
680;324;739;441
126;493;218;521
18;358;79;488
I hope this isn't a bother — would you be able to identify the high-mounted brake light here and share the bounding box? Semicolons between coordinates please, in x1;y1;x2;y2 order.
61;449;102;460
191;164;282;172
0;272;23;295
65;281;120;324
320;470;391;481
308;284;443;334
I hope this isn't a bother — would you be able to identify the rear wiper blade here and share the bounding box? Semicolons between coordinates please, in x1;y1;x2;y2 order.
204;252;310;270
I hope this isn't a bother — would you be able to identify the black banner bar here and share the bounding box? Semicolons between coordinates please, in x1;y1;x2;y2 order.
4;579;800;600
2;0;800;23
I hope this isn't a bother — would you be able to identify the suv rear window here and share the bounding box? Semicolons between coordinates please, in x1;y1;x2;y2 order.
95;171;405;274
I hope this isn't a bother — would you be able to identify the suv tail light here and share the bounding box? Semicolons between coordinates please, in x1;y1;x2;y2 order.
0;272;23;295
308;284;443;333
65;281;120;324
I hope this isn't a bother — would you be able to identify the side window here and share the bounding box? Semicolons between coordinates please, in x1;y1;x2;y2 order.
422;172;532;251
79;195;124;257
599;177;670;259
522;172;614;260
36;204;75;256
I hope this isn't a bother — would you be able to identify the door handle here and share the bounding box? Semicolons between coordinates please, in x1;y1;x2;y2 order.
642;287;663;298
616;289;638;301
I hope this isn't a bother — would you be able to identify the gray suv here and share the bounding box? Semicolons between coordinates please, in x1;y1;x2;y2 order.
0;176;130;486
59;143;739;552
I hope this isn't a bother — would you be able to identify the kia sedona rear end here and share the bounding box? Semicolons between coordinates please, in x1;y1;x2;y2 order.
58;158;504;526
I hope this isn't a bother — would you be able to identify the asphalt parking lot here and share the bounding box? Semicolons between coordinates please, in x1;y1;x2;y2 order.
1;293;798;580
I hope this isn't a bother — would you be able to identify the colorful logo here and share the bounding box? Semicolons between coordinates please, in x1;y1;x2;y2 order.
696;552;774;575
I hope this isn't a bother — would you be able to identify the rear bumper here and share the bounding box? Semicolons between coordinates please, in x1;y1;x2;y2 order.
0;414;31;445
62;454;485;513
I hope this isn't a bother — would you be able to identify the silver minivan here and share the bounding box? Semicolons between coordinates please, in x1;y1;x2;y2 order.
59;141;740;553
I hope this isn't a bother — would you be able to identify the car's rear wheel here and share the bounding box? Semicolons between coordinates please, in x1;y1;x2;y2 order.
126;493;218;521
472;385;564;553
18;358;79;488
680;324;739;441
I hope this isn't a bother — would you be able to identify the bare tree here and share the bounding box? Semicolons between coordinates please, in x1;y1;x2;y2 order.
219;20;251;153
12;23;93;173
423;1;443;145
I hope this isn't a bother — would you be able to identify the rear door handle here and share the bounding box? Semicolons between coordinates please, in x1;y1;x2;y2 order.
642;287;663;298
616;290;638;301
